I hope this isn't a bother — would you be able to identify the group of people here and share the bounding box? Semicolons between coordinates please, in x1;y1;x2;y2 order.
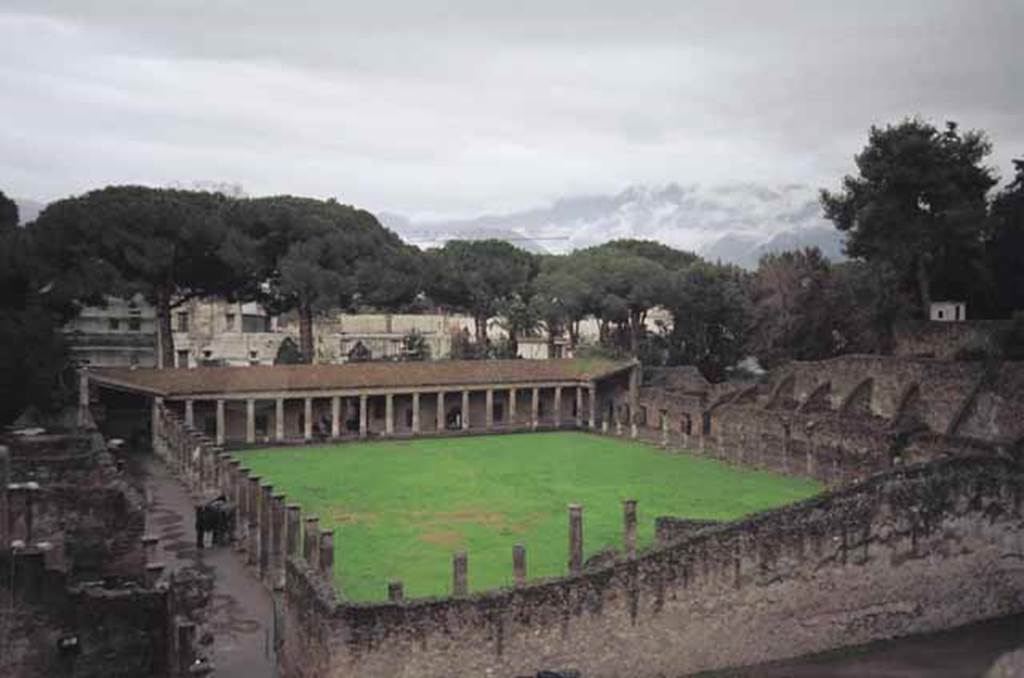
194;495;235;549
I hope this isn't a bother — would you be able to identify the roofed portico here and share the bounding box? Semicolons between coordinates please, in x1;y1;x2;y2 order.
84;359;637;448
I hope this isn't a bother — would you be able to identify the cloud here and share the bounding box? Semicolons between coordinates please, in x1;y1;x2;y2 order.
2;1;1022;218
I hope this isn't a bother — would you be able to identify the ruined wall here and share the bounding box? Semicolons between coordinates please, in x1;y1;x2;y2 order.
278;456;1024;678
894;320;1010;360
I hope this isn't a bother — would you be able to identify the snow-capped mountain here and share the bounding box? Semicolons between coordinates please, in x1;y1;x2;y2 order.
379;183;846;268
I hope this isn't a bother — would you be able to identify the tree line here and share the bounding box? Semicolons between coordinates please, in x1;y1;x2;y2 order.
1;116;1021;425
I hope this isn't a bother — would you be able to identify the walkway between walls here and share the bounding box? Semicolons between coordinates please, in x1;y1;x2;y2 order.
142;455;276;678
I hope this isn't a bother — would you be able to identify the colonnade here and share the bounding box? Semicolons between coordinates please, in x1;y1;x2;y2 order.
176;382;601;447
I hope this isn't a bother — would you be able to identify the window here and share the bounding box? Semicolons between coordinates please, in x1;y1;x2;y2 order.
937;310;944;319
249;350;258;360
494;403;504;423
225;313;236;331
242;314;271;333
108;318;120;331
176;312;189;332
405;408;413;428
128;314;141;331
176;350;189;368
373;398;385;419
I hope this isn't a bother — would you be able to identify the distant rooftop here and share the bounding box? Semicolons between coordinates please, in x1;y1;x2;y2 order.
89;358;634;398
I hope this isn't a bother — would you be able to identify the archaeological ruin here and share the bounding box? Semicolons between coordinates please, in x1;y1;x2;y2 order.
8;348;1008;677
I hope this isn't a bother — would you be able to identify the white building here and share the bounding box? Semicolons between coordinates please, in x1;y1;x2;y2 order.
930;301;967;322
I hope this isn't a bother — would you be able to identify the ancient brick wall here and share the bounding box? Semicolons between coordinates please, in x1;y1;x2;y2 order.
278;456;1024;678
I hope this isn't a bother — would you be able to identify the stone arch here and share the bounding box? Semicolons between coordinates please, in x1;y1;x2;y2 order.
766;374;797;410
891;383;924;432
839;378;874;418
797;382;832;414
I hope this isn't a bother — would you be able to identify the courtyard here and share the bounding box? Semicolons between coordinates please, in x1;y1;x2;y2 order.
235;431;821;601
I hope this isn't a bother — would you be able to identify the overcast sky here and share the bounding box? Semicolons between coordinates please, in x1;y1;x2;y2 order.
2;1;1022;218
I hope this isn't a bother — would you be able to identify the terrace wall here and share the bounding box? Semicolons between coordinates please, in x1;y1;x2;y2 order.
278;455;1024;677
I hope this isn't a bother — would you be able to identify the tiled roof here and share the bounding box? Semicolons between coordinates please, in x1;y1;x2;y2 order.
89;359;634;397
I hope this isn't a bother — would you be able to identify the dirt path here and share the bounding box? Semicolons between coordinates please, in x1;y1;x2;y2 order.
142;456;276;678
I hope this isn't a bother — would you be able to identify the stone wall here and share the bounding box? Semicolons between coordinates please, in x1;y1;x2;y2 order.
276;455;1024;677
894;320;1011;360
1;431;211;678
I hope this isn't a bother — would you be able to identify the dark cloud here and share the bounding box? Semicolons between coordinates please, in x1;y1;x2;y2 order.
1;1;1021;217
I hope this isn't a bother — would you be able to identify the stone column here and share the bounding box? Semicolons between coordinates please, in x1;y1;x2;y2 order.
215;399;225;446
509;388;517;425
286;505;301;559
271;494;285;589
303;516;320;568
247;476;261;567
152;397;164;453
331;396;341;438
576;386;584;427
452;551;468;596
176;621;197;676
412;392;421;434
388;581;404;602
661;413;670;448
319;530;334;581
229;461;242;542
568;504;584;575
304;398;313;441
359;394;368;439
629;366;640;439
385;393;394;436
531;387;539;430
77;371;91;429
259;484;272;578
246;399;256;444
512;543;527;587
589;383;597;430
275;398;285;442
623;499;638;559
0;446;8;548
553;387;562;428
485;389;494;429
461;390;470;431
184;399;194;429
436;391;445;432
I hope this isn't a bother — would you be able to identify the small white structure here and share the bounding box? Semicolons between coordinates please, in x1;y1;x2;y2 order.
930;301;966;322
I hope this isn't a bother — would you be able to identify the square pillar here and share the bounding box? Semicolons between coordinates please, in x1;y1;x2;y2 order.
331;396;341;438
246;399;256;444
275;398;285;442
436;392;445;432
485;389;494;429
385;393;394;436
575;386;583;427
531;387;539;430
359;394;368;438
554;387;562;428
569;504;583;575
461;390;470;431
412;392;421;434
286;505;301;559
184;399;194;428
215;399;225;446
304;398;313;441
509;388;517;425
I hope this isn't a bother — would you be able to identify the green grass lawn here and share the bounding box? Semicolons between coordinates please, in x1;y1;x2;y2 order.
235;432;821;602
